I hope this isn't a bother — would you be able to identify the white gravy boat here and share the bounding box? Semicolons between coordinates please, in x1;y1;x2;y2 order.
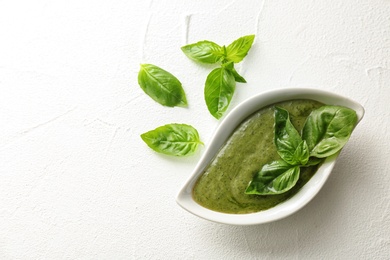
176;88;364;225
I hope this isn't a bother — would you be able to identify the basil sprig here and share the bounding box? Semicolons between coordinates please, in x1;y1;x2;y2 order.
182;35;255;119
246;105;358;195
138;64;187;107
141;124;203;156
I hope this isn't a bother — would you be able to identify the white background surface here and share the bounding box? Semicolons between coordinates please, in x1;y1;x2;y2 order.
1;0;389;259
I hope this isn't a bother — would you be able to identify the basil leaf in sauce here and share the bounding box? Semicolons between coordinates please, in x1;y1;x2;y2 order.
204;67;236;119
141;124;203;156
274;107;310;165
302;157;323;167
225;35;255;63
245;160;300;195
302;106;358;158
138;64;187;107
181;40;224;64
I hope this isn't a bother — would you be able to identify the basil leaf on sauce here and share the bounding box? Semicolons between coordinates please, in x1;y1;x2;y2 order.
225;35;255;63
274;107;310;165
245;160;300;195
247;104;358;197
141;124;203;156
302;106;358;158
181;40;224;64
204;67;236;119
138;64;187;107
302;157;323;167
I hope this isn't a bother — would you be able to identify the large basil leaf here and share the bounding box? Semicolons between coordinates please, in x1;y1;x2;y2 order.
141;124;203;156
204;67;236;119
274;107;310;165
226;35;255;63
181;40;224;64
302;106;358;158
138;64;187;107
245;160;300;195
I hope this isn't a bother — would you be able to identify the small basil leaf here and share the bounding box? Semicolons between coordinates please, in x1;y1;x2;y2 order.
226;35;255;63
138;64;187;107
141;124;203;156
274;107;309;165
245;160;300;195
230;66;247;83
302;106;358;158
223;62;247;83
292;141;310;165
181;40;224;64
204;67;236;119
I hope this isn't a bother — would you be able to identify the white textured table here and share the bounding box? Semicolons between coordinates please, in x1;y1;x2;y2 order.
1;1;389;259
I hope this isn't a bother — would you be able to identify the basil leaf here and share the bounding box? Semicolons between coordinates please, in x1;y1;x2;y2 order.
274;107;310;165
230;66;247;83
302;106;358;158
223;61;247;83
138;64;187;107
226;35;255;63
302;157;323;167
245;160;300;195
204;67;236;119
141;124;203;156
181;40;224;64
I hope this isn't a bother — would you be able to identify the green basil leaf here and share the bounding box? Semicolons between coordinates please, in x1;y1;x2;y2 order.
226;35;255;63
301;157;323;167
245;160;300;195
181;40;224;64
223;61;247;83
274;107;309;165
204;67;236;119
230;66;247;83
302;106;358;158
140;124;203;156
138;64;187;107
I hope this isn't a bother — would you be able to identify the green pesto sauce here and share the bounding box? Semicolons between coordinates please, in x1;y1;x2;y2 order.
193;99;324;214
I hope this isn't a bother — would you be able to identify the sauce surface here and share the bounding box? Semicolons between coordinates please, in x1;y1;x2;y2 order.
192;99;324;214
